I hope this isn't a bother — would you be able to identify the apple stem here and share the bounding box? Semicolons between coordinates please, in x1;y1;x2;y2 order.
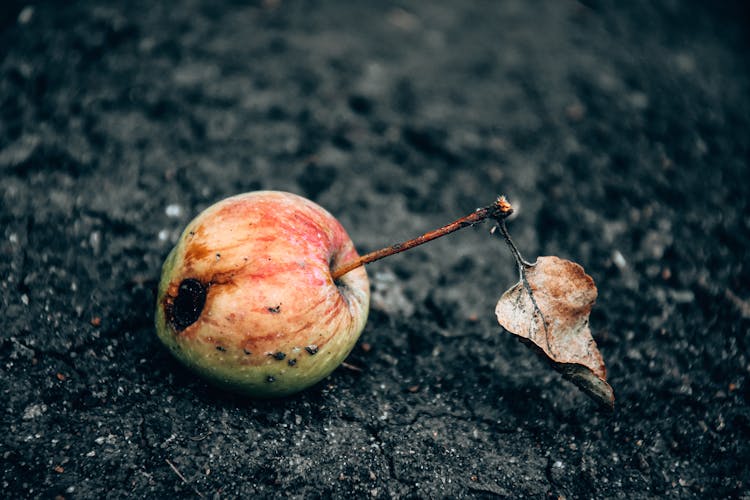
331;196;514;280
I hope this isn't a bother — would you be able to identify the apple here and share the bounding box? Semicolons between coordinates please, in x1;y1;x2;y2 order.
155;191;370;397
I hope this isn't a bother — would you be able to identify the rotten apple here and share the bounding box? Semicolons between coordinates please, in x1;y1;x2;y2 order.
155;191;370;397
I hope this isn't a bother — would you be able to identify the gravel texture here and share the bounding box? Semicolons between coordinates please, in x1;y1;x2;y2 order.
2;0;749;497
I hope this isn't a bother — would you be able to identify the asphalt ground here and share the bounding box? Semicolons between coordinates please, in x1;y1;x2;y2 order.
2;1;749;497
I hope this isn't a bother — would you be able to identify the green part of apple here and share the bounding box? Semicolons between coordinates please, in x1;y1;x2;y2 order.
155;191;370;398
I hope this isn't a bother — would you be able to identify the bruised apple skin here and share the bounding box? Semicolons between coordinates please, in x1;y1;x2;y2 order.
155;191;370;397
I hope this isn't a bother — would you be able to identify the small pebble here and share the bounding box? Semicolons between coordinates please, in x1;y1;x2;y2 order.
18;6;34;24
165;204;183;218
612;250;627;269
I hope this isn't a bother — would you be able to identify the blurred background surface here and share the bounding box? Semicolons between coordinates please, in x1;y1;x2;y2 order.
1;1;749;497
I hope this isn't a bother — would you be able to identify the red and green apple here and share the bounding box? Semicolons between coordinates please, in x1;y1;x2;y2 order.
155;191;370;397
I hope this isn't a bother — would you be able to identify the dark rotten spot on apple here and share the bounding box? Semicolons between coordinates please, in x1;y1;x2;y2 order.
166;278;207;331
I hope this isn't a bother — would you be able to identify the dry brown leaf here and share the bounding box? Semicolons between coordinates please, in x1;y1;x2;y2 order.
495;256;614;408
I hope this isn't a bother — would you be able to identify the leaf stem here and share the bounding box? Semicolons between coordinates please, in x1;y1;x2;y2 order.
493;219;533;274
331;197;514;280
492;218;552;354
